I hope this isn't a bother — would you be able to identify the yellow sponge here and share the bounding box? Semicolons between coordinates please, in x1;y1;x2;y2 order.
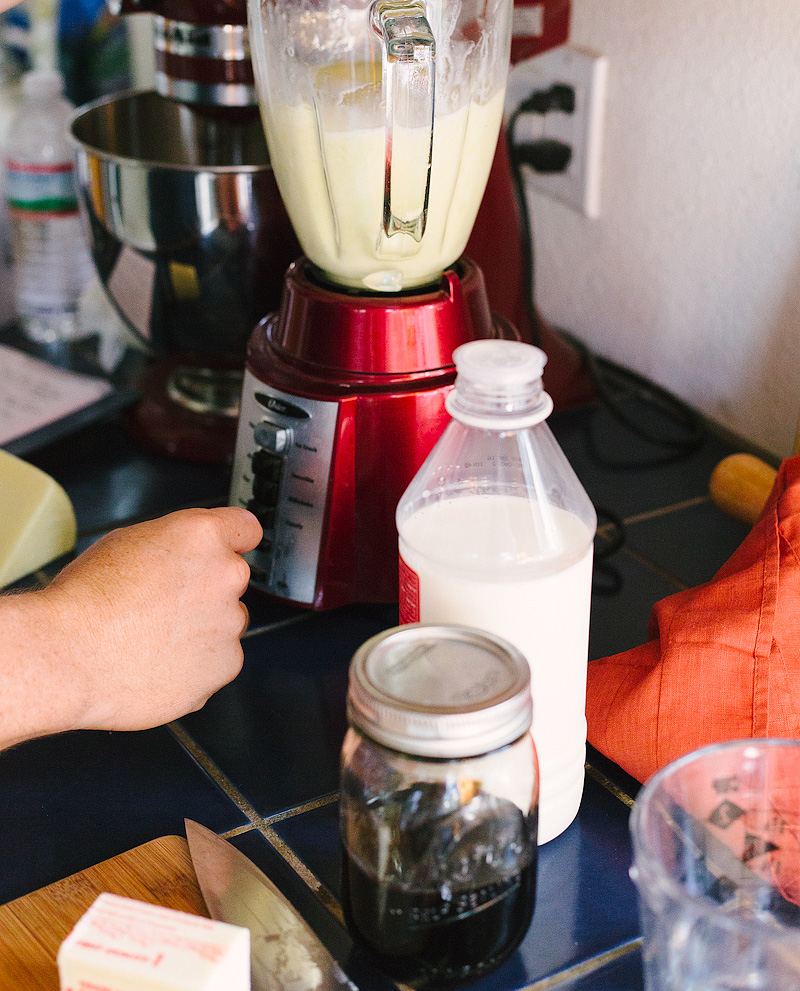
0;449;76;588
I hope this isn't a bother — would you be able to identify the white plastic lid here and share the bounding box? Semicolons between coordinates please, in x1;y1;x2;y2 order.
446;339;554;430
22;69;64;99
453;339;547;388
347;624;533;759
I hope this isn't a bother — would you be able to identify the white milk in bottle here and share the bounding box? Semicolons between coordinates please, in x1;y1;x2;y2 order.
396;340;597;844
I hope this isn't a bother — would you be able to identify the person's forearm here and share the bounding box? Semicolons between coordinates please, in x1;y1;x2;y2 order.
0;589;91;750
0;508;259;751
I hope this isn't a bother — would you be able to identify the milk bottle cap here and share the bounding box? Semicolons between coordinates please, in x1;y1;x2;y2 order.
347;624;533;759
445;339;554;429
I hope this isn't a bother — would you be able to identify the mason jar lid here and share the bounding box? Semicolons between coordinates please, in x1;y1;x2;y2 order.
347;624;533;759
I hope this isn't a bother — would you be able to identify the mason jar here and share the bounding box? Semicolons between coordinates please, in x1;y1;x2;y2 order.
340;623;539;987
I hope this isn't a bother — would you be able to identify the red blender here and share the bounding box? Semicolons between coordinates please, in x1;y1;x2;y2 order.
230;0;524;608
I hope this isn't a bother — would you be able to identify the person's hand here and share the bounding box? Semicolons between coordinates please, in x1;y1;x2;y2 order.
42;506;262;732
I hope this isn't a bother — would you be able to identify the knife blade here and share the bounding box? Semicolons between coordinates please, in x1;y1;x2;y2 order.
185;819;358;991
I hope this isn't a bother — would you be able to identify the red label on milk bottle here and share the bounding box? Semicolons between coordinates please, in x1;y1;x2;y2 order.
398;555;420;624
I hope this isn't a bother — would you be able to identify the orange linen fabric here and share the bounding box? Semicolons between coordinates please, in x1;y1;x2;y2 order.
586;455;800;784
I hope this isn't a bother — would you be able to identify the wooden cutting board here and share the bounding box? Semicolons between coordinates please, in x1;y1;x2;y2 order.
0;835;208;990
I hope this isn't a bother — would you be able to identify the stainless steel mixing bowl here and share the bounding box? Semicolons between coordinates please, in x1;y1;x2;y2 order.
70;89;297;374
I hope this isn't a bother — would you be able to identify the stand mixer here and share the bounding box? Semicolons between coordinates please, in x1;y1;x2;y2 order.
107;0;256;112
69;0;299;463
229;0;522;608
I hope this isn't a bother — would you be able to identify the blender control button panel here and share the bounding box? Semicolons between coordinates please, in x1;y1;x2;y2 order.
230;371;339;605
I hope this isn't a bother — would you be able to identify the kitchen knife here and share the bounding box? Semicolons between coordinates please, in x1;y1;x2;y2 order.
185;819;358;991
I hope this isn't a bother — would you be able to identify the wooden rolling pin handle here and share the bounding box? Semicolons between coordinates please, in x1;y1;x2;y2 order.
709;453;777;526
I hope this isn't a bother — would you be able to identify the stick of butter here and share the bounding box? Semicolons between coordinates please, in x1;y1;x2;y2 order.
0;449;76;588
57;892;250;991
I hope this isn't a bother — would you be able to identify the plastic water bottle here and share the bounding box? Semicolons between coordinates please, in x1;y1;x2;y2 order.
4;68;92;344
396;339;597;844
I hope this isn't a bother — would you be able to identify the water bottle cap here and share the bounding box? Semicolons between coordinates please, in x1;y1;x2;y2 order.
453;339;547;389
22;69;64;99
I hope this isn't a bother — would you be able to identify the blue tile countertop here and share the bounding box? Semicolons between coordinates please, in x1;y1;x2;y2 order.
0;368;763;990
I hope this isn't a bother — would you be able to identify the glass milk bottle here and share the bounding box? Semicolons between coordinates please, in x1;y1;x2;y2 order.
396;339;596;844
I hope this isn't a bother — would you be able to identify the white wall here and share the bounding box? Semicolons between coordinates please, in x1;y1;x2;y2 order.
517;0;800;458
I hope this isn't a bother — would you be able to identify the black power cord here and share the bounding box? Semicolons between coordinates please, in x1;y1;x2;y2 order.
506;91;707;583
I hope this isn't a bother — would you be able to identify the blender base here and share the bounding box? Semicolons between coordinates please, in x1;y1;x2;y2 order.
230;257;519;609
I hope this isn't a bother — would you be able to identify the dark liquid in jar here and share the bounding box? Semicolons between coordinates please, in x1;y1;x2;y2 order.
341;788;537;987
342;852;536;986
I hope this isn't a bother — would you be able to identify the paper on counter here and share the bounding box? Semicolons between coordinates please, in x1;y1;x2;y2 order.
0;343;114;447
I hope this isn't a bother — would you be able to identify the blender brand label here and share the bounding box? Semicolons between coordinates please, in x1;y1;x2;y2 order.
398;555;420;623
254;393;310;420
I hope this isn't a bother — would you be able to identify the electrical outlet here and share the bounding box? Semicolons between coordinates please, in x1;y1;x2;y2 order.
507;45;608;217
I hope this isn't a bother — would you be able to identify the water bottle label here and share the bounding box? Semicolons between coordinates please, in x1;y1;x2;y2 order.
6;161;79;216
398;554;420;623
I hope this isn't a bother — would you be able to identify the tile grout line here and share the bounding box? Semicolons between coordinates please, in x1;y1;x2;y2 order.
166;721;268;828
521;938;643;991
615;494;712;591
619;544;689;591
597;494;711;592
255;820;346;925
585;762;636;810
257;794;343;921
166;721;344;919
262;792;340;824
242;612;312;639
621;494;709;527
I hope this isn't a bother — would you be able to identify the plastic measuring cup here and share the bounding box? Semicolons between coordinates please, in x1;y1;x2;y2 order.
630;738;800;990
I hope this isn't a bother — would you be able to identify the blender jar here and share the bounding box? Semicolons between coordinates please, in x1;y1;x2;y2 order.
248;0;513;291
340;623;539;986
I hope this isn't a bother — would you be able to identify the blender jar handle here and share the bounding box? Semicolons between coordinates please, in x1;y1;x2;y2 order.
371;0;435;244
